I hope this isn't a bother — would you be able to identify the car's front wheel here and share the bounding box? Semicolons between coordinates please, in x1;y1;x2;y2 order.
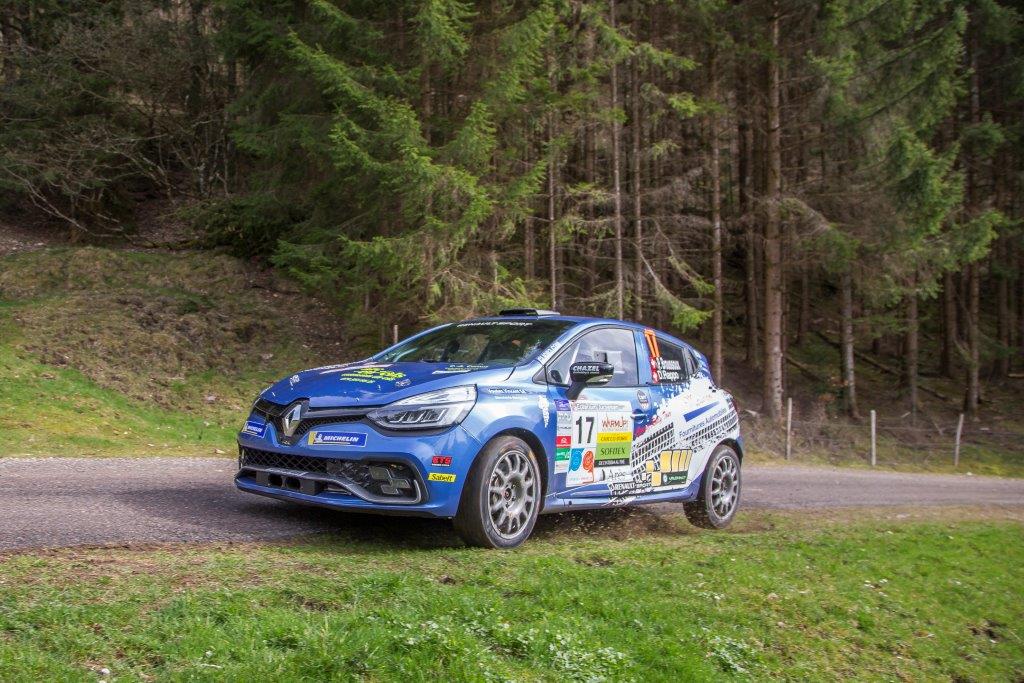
454;436;541;548
683;443;741;529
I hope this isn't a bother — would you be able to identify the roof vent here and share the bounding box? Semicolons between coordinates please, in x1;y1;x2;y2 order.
497;308;560;316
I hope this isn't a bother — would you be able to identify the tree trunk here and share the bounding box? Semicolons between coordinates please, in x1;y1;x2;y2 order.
610;0;625;320
964;30;981;418
709;50;723;382
997;239;1011;377
941;270;957;377
906;284;919;417
796;268;810;345
548;142;557;311
547;60;558;311
965;262;981;418
631;22;643;321
762;2;784;420
739;70;758;365
840;271;860;419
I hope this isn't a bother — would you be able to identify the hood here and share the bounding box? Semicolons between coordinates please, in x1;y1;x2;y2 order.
259;360;515;408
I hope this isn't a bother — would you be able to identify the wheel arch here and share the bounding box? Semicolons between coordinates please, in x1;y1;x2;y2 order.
489;427;550;500
720;437;744;462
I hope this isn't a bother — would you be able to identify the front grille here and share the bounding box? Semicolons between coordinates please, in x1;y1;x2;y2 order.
252;398;366;444
238;447;421;503
241;448;331;473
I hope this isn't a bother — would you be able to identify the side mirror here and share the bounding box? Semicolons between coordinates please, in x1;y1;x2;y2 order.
567;361;615;400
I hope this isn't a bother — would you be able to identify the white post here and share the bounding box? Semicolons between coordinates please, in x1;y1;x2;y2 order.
954;413;964;469
392;324;399;345
785;397;792;461
869;409;876;467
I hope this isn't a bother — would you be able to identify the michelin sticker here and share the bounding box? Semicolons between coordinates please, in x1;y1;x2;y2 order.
241;419;267;438
307;431;367;447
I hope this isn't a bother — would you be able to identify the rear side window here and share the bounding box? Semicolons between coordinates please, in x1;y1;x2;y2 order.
546;328;640;387
651;337;691;384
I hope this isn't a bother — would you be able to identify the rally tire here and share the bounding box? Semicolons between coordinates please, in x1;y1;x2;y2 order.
454;436;541;549
683;444;741;529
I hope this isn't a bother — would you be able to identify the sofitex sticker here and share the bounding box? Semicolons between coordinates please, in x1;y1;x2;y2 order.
307;431;367;447
242;420;267;438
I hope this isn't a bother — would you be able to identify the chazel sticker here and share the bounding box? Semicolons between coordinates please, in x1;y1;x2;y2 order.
307;431;367;447
241;419;267;438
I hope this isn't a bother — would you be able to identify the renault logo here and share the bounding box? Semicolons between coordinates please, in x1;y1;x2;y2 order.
281;401;305;438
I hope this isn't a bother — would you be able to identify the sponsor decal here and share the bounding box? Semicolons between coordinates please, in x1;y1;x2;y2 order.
241;419;267;438
428;472;457;483
314;362;352;374
395;378;412;388
432;364;488;375
431;455;453;467
337;366;406;384
307;431;367;447
289;374;301;387
637;390;650;410
647;449;693;488
565;400;634;487
684;402;717;422
456;320;531;327
538;396;550;428
555;435;571;449
575;363;604;374
554;399;571;412
485;387;529;397
643;329;661;383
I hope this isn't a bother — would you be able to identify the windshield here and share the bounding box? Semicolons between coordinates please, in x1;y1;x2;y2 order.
375;319;574;368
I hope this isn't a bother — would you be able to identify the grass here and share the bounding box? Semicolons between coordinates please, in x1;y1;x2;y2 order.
0;512;1021;681
737;335;1024;478
0;247;348;456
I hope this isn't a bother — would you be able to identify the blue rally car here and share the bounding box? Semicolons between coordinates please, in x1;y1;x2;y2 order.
236;309;742;548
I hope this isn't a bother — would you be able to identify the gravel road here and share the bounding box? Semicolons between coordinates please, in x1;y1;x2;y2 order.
1;458;1021;551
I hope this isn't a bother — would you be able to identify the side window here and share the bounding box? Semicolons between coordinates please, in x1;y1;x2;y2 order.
685;348;700;377
546;328;640;387
652;338;690;384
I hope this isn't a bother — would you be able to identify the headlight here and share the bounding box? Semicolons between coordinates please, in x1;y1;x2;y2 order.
367;385;476;430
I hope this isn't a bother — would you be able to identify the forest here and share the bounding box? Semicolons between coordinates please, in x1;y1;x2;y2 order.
1;0;1021;423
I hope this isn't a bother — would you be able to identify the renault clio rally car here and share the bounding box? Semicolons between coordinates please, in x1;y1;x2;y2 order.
236;309;742;548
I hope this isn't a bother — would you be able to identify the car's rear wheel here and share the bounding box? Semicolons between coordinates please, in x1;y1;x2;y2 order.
683;444;741;529
454;436;541;548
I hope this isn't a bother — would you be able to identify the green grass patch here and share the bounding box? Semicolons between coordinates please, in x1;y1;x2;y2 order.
0;516;1021;681
0;247;349;456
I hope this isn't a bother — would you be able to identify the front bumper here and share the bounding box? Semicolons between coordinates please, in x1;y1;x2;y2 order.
234;419;480;518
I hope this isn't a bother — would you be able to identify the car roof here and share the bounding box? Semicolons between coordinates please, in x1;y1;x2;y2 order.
464;314;695;347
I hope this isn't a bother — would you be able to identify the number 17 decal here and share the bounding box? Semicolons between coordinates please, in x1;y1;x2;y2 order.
574;416;595;444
